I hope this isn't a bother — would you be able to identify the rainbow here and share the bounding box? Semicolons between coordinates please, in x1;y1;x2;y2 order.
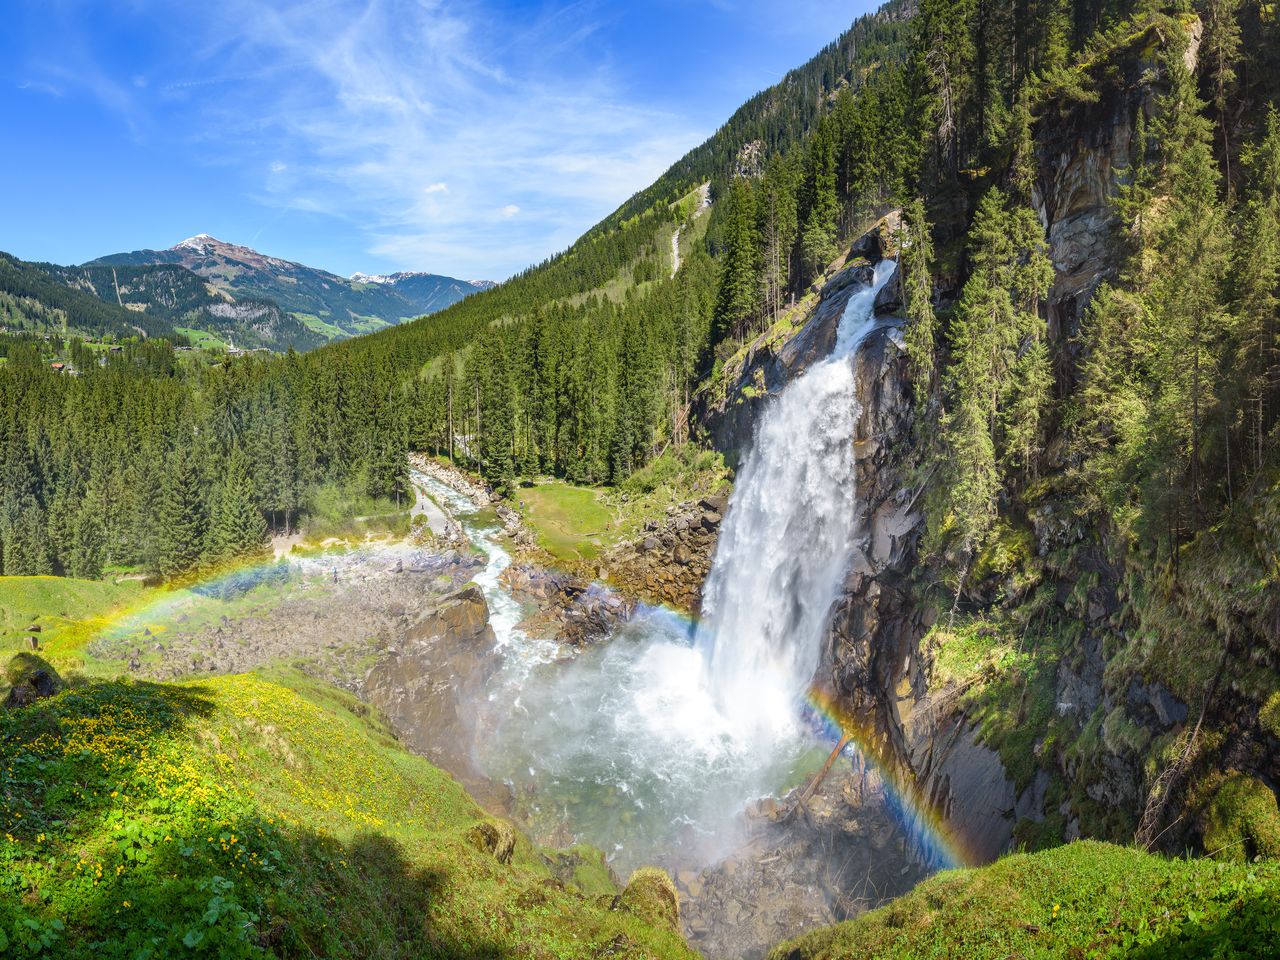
85;544;978;877
91;541;406;648
803;684;973;871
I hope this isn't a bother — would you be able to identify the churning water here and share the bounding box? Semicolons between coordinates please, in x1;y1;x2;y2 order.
461;262;898;873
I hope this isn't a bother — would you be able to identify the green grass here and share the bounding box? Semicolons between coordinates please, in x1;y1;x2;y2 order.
173;326;229;351
299;478;413;542
0;666;696;958
511;445;730;572
514;445;730;569
293;312;346;340
516;482;614;565
770;841;1280;959
0;576;145;666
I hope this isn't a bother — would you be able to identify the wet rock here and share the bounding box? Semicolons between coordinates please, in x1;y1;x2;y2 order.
872;262;903;315
4;653;64;709
363;586;500;783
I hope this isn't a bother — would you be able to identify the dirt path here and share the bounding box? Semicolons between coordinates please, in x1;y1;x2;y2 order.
410;472;451;535
671;181;711;279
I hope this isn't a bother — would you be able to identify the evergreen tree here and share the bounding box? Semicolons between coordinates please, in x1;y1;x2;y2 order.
798;119;840;284
899;197;938;405
155;449;208;580
208;446;268;566
928;188;1052;560
713;177;761;342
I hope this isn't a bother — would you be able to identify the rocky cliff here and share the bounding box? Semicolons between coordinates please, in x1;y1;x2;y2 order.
598;495;727;613
687;31;1207;862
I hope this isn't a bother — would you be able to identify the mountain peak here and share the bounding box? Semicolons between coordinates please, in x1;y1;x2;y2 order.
173;233;220;251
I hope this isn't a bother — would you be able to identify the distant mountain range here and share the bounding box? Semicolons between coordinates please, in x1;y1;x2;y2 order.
0;235;495;351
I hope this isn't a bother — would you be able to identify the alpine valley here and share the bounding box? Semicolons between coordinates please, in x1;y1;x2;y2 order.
1;234;494;351
2;0;1280;959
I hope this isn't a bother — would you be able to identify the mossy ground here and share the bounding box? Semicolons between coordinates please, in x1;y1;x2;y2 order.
770;841;1280;959
515;445;729;569
0;577;145;679
0;665;695;958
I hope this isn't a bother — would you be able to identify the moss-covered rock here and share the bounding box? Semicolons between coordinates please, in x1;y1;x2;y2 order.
467;818;516;864
769;841;1280;960
3;652;64;709
1199;772;1280;861
1260;691;1280;739
617;867;680;931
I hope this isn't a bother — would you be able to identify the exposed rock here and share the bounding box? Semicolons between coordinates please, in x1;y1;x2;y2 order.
362;585;501;789
680;763;929;960
694;215;899;463
501;564;637;645
600;497;724;613
910;714;1018;862
4;653;65;709
467;819;517;865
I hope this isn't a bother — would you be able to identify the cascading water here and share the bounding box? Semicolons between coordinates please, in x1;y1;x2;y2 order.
468;261;898;872
696;260;896;745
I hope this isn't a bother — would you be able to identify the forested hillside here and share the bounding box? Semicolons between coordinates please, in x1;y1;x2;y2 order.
5;0;1280;955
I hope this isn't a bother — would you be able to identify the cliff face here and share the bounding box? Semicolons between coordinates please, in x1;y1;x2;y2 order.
686;26;1214;865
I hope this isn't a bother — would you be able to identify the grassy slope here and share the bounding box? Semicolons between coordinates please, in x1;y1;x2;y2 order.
770;841;1280;960
0;576;692;956
0;664;695;958
0;577;144;668
516;484;614;565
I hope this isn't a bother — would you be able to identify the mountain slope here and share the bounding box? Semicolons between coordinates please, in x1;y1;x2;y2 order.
0;252;157;341
316;0;915;377
30;258;324;351
0;645;694;959
90;235;490;341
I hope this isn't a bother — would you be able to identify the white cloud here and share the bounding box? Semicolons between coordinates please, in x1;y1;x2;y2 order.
270;160;287;173
146;0;703;277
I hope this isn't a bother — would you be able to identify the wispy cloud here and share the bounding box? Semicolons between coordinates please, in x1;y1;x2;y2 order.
139;0;703;278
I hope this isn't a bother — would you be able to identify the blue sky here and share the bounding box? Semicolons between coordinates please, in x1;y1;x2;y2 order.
1;1;875;281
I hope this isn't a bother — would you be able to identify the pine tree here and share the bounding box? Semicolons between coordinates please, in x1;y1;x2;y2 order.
798;120;840;284
1202;0;1242;193
899;197;938;405
713;177;761;343
928;188;1052;561
155;449;208;579
207;446;268;566
69;477;108;579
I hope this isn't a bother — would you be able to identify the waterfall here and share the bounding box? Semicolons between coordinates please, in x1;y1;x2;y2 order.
474;259;898;871
697;259;897;745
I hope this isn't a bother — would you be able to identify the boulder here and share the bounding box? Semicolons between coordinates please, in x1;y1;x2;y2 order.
616;867;679;931
467;819;516;865
4;653;65;709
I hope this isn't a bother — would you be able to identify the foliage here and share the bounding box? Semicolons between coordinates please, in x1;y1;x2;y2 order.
769;841;1280;960
1196;772;1280;861
0;670;695;958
